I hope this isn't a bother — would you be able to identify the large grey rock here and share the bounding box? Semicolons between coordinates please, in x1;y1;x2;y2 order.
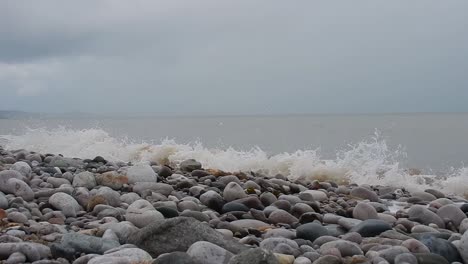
296;223;329;243
11;161;31;177
223;182;247;202
126;164;157;184
457;230;468;264
268;209;298;225
0;170;26;193
408;205;445;228
436;204;466;227
95;187;121;207
125;199;164;228
0;192;8;209
73;171;97;189
187;241;234;264
154;252;197;264
353;202;378;220
228;248;279;264
350;219;392;237
49;192;81;217
6;178;34;201
298;190;328;202
319;239;363;257
377;246;410;264
201;190;225;211
180;159;202;172
260;237;300;256
54;232;120;255
87;248;153;264
0;243;51;262
418;234;463;263
129;217;248;257
413;253;450;264
350;186;379;202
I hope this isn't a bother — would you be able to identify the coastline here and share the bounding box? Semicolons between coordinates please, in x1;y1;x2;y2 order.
0;146;467;263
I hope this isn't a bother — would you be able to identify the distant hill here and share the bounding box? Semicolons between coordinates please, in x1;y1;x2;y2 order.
0;110;42;119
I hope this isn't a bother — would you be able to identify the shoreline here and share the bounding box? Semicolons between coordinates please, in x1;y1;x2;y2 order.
0;147;467;263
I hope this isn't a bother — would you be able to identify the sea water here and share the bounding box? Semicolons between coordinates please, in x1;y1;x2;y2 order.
1;113;467;196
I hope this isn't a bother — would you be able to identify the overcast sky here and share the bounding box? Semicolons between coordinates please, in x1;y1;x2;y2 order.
1;1;468;115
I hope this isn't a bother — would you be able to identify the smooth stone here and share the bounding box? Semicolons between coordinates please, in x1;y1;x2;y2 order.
228;248;279;264
120;192;141;204
49;156;84;168
436;204;466;227
401;239;430;253
223;182;247;202
268;209;298;225
11;161;31;177
73;171;97;189
7;212;28;224
153;251;197;264
394;253;417;264
274;253;295;264
413;253;449;264
0;192;8;209
156;206;179;218
180;159;202;172
424;189;445;199
294;257;312;264
260;192;278;206
353;202;378;220
98;221;139;244
411;225;439;233
350;186;379;202
260;238;300;256
337;217;362;230
0;170;26;193
418;234;463;263
6;178;34;201
95;187;121;207
87;248;153;264
340;232;362;244
407;205;445;228
230;219;271;229
95;171;128;190
5;252;27;264
180;210;210;222
460;218;468;234
47;177;71;188
129;217;248;257
264;229;296;239
319;240;363;257
0;243;51;262
298;190;328;202
56;232;120;255
311;255;341;264
126;164;157;184
296;223;329;243
133;182;173;196
222;202;250;213
411;191;437;201
377;246;410;263
350;219;392;237
49;192;81;217
126;199;164;228
187;241;234;264
200;190;225;211
459;229;468;264
377;213;397;224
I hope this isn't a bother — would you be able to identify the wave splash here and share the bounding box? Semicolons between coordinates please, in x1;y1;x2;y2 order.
1;127;467;197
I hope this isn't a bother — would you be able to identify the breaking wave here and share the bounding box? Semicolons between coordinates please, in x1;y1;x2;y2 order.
1;127;467;197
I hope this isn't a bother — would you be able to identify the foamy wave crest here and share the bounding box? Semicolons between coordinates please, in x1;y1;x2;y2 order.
1;127;467;196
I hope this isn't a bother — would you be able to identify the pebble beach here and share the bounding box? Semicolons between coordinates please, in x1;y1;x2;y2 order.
1;146;468;264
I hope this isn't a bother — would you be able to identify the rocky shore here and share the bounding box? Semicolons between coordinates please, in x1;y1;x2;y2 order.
0;146;467;264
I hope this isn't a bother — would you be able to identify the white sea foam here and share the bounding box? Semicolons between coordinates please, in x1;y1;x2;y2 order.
1;127;467;197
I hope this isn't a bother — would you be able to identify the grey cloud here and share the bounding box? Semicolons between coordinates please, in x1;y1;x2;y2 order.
1;0;468;114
